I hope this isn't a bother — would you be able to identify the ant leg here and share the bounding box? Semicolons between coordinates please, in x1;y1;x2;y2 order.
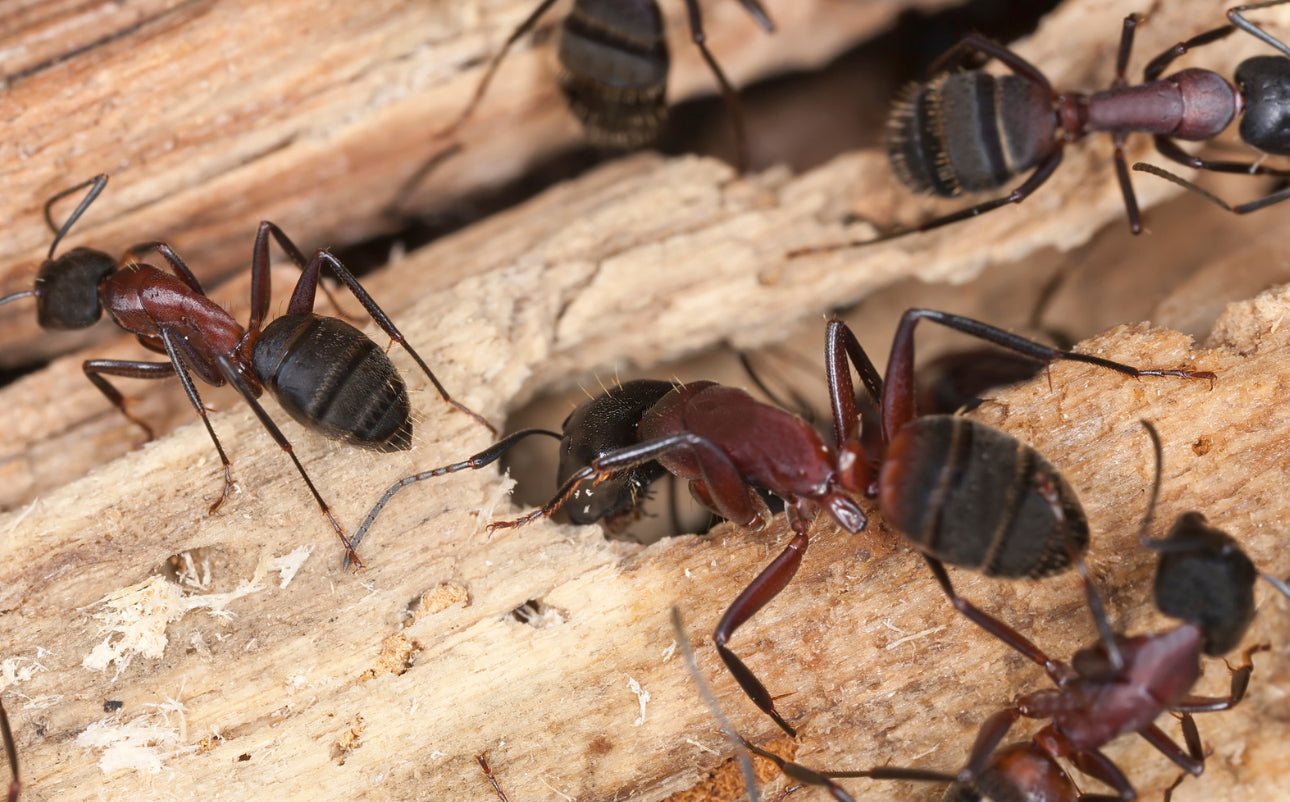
83;359;177;440
714;530;808;737
213;354;363;568
345;428;562;567
286;245;496;435
490;431;761;530
923;557;1069;684
1133;161;1290;215
1152;136;1290;177
1229;1;1290;58
740;737;856;801
158;332;237;513
1143;24;1236;81
436;0;562;142
681;0;773;172
43;174;109;259
824;320;883;453
1111;130;1143;233
247;222;364;329
1172;643;1269;712
1137;722;1204;776
787;150;1064;257
1;699;17;802
925;36;1051;89
879;308;1214;438
476;754;511;802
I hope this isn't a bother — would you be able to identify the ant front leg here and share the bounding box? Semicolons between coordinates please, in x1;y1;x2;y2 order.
1133;161;1290;216
1171;643;1270;713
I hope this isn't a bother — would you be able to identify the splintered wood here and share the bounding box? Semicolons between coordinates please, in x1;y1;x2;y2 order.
1;273;1290;802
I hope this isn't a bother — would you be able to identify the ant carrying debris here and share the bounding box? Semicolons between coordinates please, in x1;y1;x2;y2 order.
0;175;494;568
791;2;1290;256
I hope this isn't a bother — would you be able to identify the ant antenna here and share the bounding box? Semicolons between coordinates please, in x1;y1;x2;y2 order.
670;607;761;802
43;174;109;259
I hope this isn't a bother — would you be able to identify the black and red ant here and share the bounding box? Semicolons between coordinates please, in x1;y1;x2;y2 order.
433;0;773;168
790;2;1290;256
0;175;494;568
354;309;1210;735
737;420;1277;801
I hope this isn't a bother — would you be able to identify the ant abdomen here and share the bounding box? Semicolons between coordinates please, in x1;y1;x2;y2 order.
887;72;1056;197
557;0;670;149
943;741;1079;802
253;314;412;452
879;416;1088;579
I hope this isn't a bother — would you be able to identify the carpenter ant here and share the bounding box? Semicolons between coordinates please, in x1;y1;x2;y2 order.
790;3;1290;256
1;699;16;802
435;0;774;168
490;311;1209;736
0;175;493;568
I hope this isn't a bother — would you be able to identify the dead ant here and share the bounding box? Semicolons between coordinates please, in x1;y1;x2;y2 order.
435;0;774;168
0;175;494;568
1133;1;1290;215
790;3;1290;256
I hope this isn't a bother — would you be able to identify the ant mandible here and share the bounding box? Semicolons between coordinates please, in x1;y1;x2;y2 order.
0;175;494;568
790;2;1290;256
435;0;774;168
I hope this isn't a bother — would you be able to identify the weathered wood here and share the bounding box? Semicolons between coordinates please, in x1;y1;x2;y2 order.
2;270;1289;801
0;0;957;366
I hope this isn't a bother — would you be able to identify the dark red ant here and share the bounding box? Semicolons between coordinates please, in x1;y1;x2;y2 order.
790;3;1290;256
435;0;774;168
386;310;1206;736
0;175;493;568
1;699;17;802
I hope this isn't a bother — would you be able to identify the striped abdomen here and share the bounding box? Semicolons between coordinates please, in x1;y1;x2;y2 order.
886;71;1057;196
879;416;1087;579
558;0;670;149
253;313;412;452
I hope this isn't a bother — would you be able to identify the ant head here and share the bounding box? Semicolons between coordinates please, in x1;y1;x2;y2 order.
1149;512;1257;657
1138;421;1257;656
33;247;116;330
558;379;674;525
1235;56;1290;156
